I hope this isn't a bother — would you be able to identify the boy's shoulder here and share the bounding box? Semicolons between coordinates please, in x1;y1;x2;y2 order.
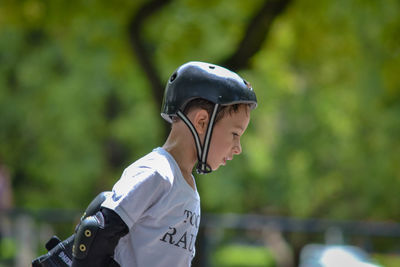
124;148;177;185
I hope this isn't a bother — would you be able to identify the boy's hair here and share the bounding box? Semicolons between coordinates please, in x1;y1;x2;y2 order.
172;98;249;124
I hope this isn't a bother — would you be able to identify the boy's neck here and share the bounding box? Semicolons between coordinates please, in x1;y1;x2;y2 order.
163;130;198;191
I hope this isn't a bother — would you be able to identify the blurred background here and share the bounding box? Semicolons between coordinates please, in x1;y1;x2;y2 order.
0;0;399;266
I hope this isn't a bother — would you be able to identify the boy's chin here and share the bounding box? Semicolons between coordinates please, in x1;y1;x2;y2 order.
212;164;222;171
207;161;223;171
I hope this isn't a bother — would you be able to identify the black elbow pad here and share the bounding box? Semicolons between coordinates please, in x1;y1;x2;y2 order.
72;207;129;267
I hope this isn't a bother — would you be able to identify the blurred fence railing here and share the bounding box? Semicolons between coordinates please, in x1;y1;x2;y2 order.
1;209;400;267
202;213;400;237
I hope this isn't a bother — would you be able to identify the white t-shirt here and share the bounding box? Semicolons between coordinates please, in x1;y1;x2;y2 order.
102;147;201;267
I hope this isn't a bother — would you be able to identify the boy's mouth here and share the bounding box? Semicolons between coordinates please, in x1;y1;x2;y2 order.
223;157;232;166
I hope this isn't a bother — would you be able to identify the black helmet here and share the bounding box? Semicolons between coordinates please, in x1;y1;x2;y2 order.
161;61;257;174
161;61;257;123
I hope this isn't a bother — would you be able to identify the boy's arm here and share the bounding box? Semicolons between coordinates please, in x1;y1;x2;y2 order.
72;207;128;267
32;192;124;267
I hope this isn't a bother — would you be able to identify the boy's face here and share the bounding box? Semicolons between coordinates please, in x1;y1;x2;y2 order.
207;105;250;171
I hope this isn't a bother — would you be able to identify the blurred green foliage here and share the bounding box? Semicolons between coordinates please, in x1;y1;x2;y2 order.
0;238;16;261
213;244;275;267
373;253;400;267
0;0;399;224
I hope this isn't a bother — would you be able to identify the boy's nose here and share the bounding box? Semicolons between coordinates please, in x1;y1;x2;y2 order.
233;143;242;155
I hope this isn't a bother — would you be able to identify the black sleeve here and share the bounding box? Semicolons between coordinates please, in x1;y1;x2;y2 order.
72;207;129;267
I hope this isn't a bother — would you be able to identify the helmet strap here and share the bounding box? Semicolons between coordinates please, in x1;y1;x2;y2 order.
176;103;220;174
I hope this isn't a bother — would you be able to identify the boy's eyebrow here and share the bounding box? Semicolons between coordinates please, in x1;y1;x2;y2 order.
233;125;245;132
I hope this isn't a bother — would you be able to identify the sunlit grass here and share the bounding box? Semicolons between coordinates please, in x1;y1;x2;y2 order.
213;244;275;267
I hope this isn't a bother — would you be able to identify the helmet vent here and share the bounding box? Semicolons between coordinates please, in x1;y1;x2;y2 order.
243;79;252;89
170;72;177;82
208;65;215;69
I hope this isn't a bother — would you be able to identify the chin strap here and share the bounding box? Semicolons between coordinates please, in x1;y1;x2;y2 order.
176;104;220;174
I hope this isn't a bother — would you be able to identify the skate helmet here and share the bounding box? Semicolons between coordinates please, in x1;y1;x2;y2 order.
161;61;257;174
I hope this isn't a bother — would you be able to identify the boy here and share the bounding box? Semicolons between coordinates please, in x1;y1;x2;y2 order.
72;61;257;266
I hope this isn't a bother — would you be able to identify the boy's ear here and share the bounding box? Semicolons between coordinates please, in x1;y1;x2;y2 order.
193;109;209;134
